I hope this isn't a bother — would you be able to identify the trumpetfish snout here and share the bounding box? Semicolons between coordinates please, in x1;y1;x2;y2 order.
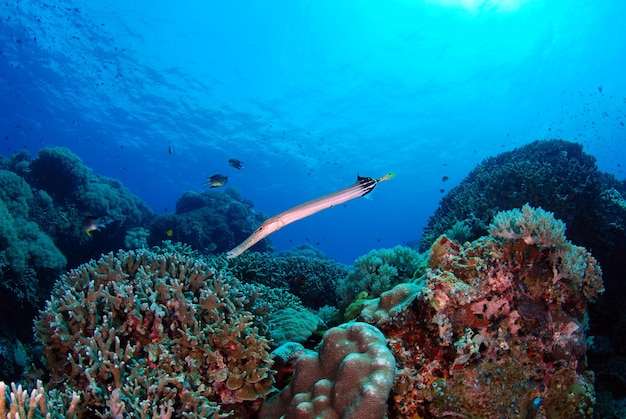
226;173;396;259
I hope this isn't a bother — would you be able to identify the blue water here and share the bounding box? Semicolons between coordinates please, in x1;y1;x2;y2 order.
2;0;625;264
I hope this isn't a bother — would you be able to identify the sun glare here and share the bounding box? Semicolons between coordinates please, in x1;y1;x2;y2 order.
427;0;531;13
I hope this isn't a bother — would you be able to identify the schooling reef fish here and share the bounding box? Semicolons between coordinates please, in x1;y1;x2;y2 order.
228;158;244;170
226;173;396;258
205;174;228;188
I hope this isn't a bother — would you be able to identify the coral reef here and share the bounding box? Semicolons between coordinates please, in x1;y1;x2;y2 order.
415;139;626;408
260;322;396;419
0;147;155;380
0;168;66;350
227;252;348;309
0;380;79;418
356;207;603;417
0;147;154;269
418;139;622;252
268;308;324;347
336;245;426;307
148;187;273;255
24;147;155;267
34;245;274;417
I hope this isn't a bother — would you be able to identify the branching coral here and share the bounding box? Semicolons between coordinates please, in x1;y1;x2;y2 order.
0;380;79;419
35;245;275;417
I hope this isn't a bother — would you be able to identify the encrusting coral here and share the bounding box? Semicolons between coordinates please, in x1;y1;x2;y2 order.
34;244;274;418
355;206;603;418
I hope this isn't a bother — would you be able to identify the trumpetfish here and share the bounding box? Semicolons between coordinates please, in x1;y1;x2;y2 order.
226;173;396;259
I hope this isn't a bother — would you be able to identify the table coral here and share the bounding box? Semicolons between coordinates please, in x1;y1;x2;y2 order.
35;245;274;418
360;232;602;418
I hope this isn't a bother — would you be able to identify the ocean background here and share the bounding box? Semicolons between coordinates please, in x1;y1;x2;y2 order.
1;0;625;264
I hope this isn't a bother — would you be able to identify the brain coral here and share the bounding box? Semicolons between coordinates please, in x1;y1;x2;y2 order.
260;322;396;419
35;245;274;418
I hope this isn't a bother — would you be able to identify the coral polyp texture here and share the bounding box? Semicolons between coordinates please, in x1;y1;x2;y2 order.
260;322;396;419
359;208;603;418
34;245;274;418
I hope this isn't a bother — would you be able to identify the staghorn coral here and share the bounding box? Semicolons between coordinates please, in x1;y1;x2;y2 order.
35;245;274;418
358;210;603;417
0;380;79;419
259;322;396;419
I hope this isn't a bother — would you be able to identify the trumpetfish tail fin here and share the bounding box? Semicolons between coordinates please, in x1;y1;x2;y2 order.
225;173;395;259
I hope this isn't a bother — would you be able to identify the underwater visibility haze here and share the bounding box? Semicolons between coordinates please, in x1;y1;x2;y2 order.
1;0;626;417
2;0;625;263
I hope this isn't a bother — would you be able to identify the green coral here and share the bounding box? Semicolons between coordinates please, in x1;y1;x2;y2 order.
0;170;66;310
418;139;626;255
336;245;426;306
228;252;348;309
35;245;274;417
268;308;324;347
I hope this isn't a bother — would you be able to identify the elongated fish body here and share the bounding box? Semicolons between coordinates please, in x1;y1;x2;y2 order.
226;173;395;259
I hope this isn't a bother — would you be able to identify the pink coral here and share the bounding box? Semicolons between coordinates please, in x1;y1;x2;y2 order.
360;233;601;418
260;322;396;419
